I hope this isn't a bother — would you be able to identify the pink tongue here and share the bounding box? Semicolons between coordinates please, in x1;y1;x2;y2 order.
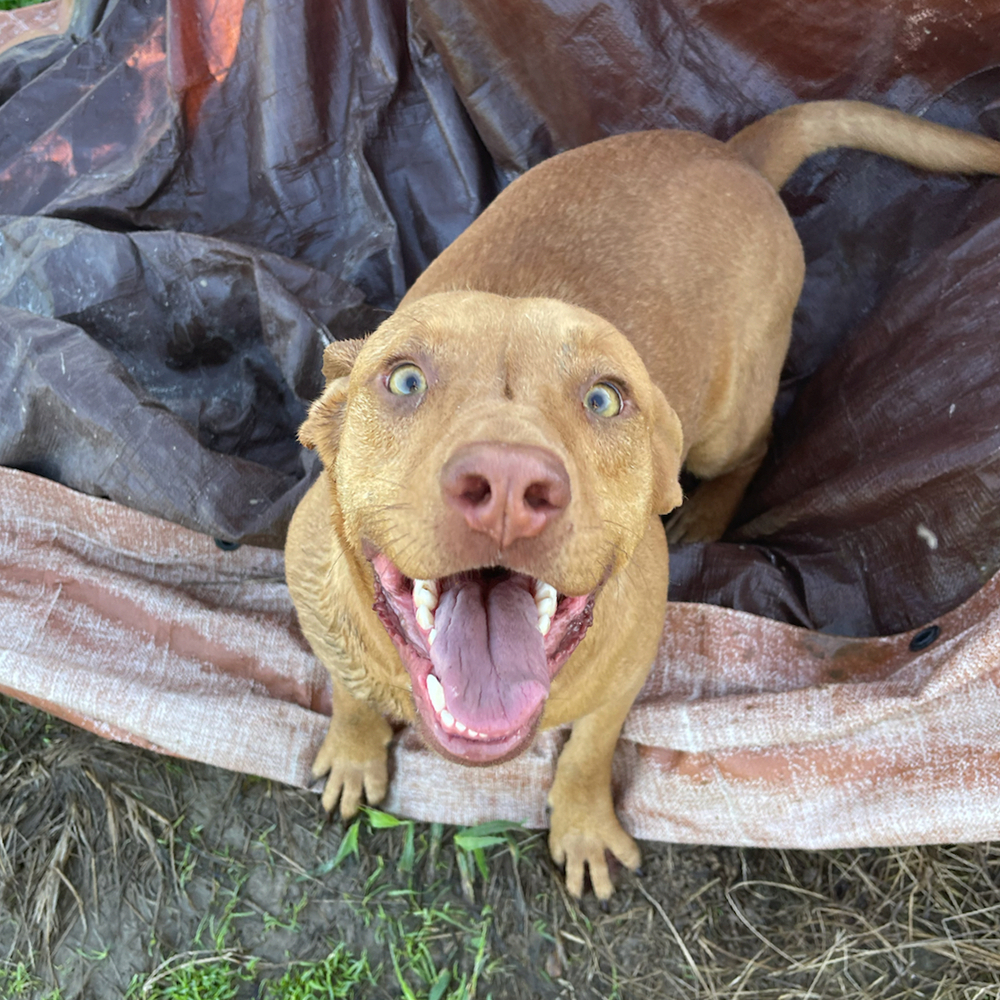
429;577;549;735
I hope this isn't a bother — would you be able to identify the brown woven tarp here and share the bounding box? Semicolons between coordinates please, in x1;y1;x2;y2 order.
2;0;1000;846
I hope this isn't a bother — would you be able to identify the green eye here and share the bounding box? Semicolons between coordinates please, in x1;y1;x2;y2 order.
584;381;623;417
387;363;427;397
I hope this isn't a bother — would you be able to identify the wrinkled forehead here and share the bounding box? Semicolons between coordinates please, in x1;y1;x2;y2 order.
355;291;645;379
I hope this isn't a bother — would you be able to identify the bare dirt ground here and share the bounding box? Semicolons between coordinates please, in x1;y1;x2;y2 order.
2;693;1000;999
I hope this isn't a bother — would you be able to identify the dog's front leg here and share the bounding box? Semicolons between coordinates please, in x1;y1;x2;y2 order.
547;690;641;899
667;425;771;544
312;674;393;818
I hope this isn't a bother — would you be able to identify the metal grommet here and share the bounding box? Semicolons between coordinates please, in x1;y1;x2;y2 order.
909;625;940;652
214;538;241;551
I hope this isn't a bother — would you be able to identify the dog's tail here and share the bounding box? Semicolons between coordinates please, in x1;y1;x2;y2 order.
727;100;1000;190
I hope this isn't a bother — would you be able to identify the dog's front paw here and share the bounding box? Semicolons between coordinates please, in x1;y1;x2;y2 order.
549;804;641;900
311;715;392;818
664;498;728;545
665;456;766;545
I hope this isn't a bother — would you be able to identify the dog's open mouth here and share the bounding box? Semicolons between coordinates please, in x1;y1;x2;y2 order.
370;553;595;764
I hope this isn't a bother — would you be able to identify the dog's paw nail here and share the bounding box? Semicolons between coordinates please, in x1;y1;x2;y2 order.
634;866;644;878
599;899;610;913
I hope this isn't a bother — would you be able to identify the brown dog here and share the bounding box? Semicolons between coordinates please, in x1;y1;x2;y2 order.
286;101;1000;898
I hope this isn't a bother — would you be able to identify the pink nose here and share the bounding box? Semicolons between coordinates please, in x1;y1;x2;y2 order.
441;443;571;548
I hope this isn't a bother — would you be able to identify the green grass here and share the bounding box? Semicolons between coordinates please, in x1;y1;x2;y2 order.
126;954;254;1000
119;807;521;1000
263;946;374;999
0;962;63;1000
323;808;518;999
0;0;50;11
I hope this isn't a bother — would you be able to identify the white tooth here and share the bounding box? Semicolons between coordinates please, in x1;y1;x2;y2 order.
416;605;435;630
454;720;467;733
537;613;551;636
428;627;437;647
413;579;438;610
426;674;445;713
440;709;455;728
466;728;480;738
534;581;557;603
536;595;557;617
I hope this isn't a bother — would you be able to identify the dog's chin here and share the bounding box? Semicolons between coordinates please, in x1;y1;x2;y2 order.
367;551;595;766
411;701;542;767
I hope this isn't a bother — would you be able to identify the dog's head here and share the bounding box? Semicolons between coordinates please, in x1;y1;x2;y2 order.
301;291;682;765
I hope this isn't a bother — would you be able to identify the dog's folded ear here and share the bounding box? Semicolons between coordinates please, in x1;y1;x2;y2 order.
321;337;366;382
299;337;366;468
649;387;684;515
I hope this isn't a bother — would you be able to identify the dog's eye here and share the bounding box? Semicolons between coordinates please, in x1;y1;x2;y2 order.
584;382;623;418
387;363;427;397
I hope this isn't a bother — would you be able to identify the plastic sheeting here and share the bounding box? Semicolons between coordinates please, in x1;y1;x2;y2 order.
3;0;1000;845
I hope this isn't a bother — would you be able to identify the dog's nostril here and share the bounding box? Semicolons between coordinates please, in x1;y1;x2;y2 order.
459;475;492;507
524;483;557;510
